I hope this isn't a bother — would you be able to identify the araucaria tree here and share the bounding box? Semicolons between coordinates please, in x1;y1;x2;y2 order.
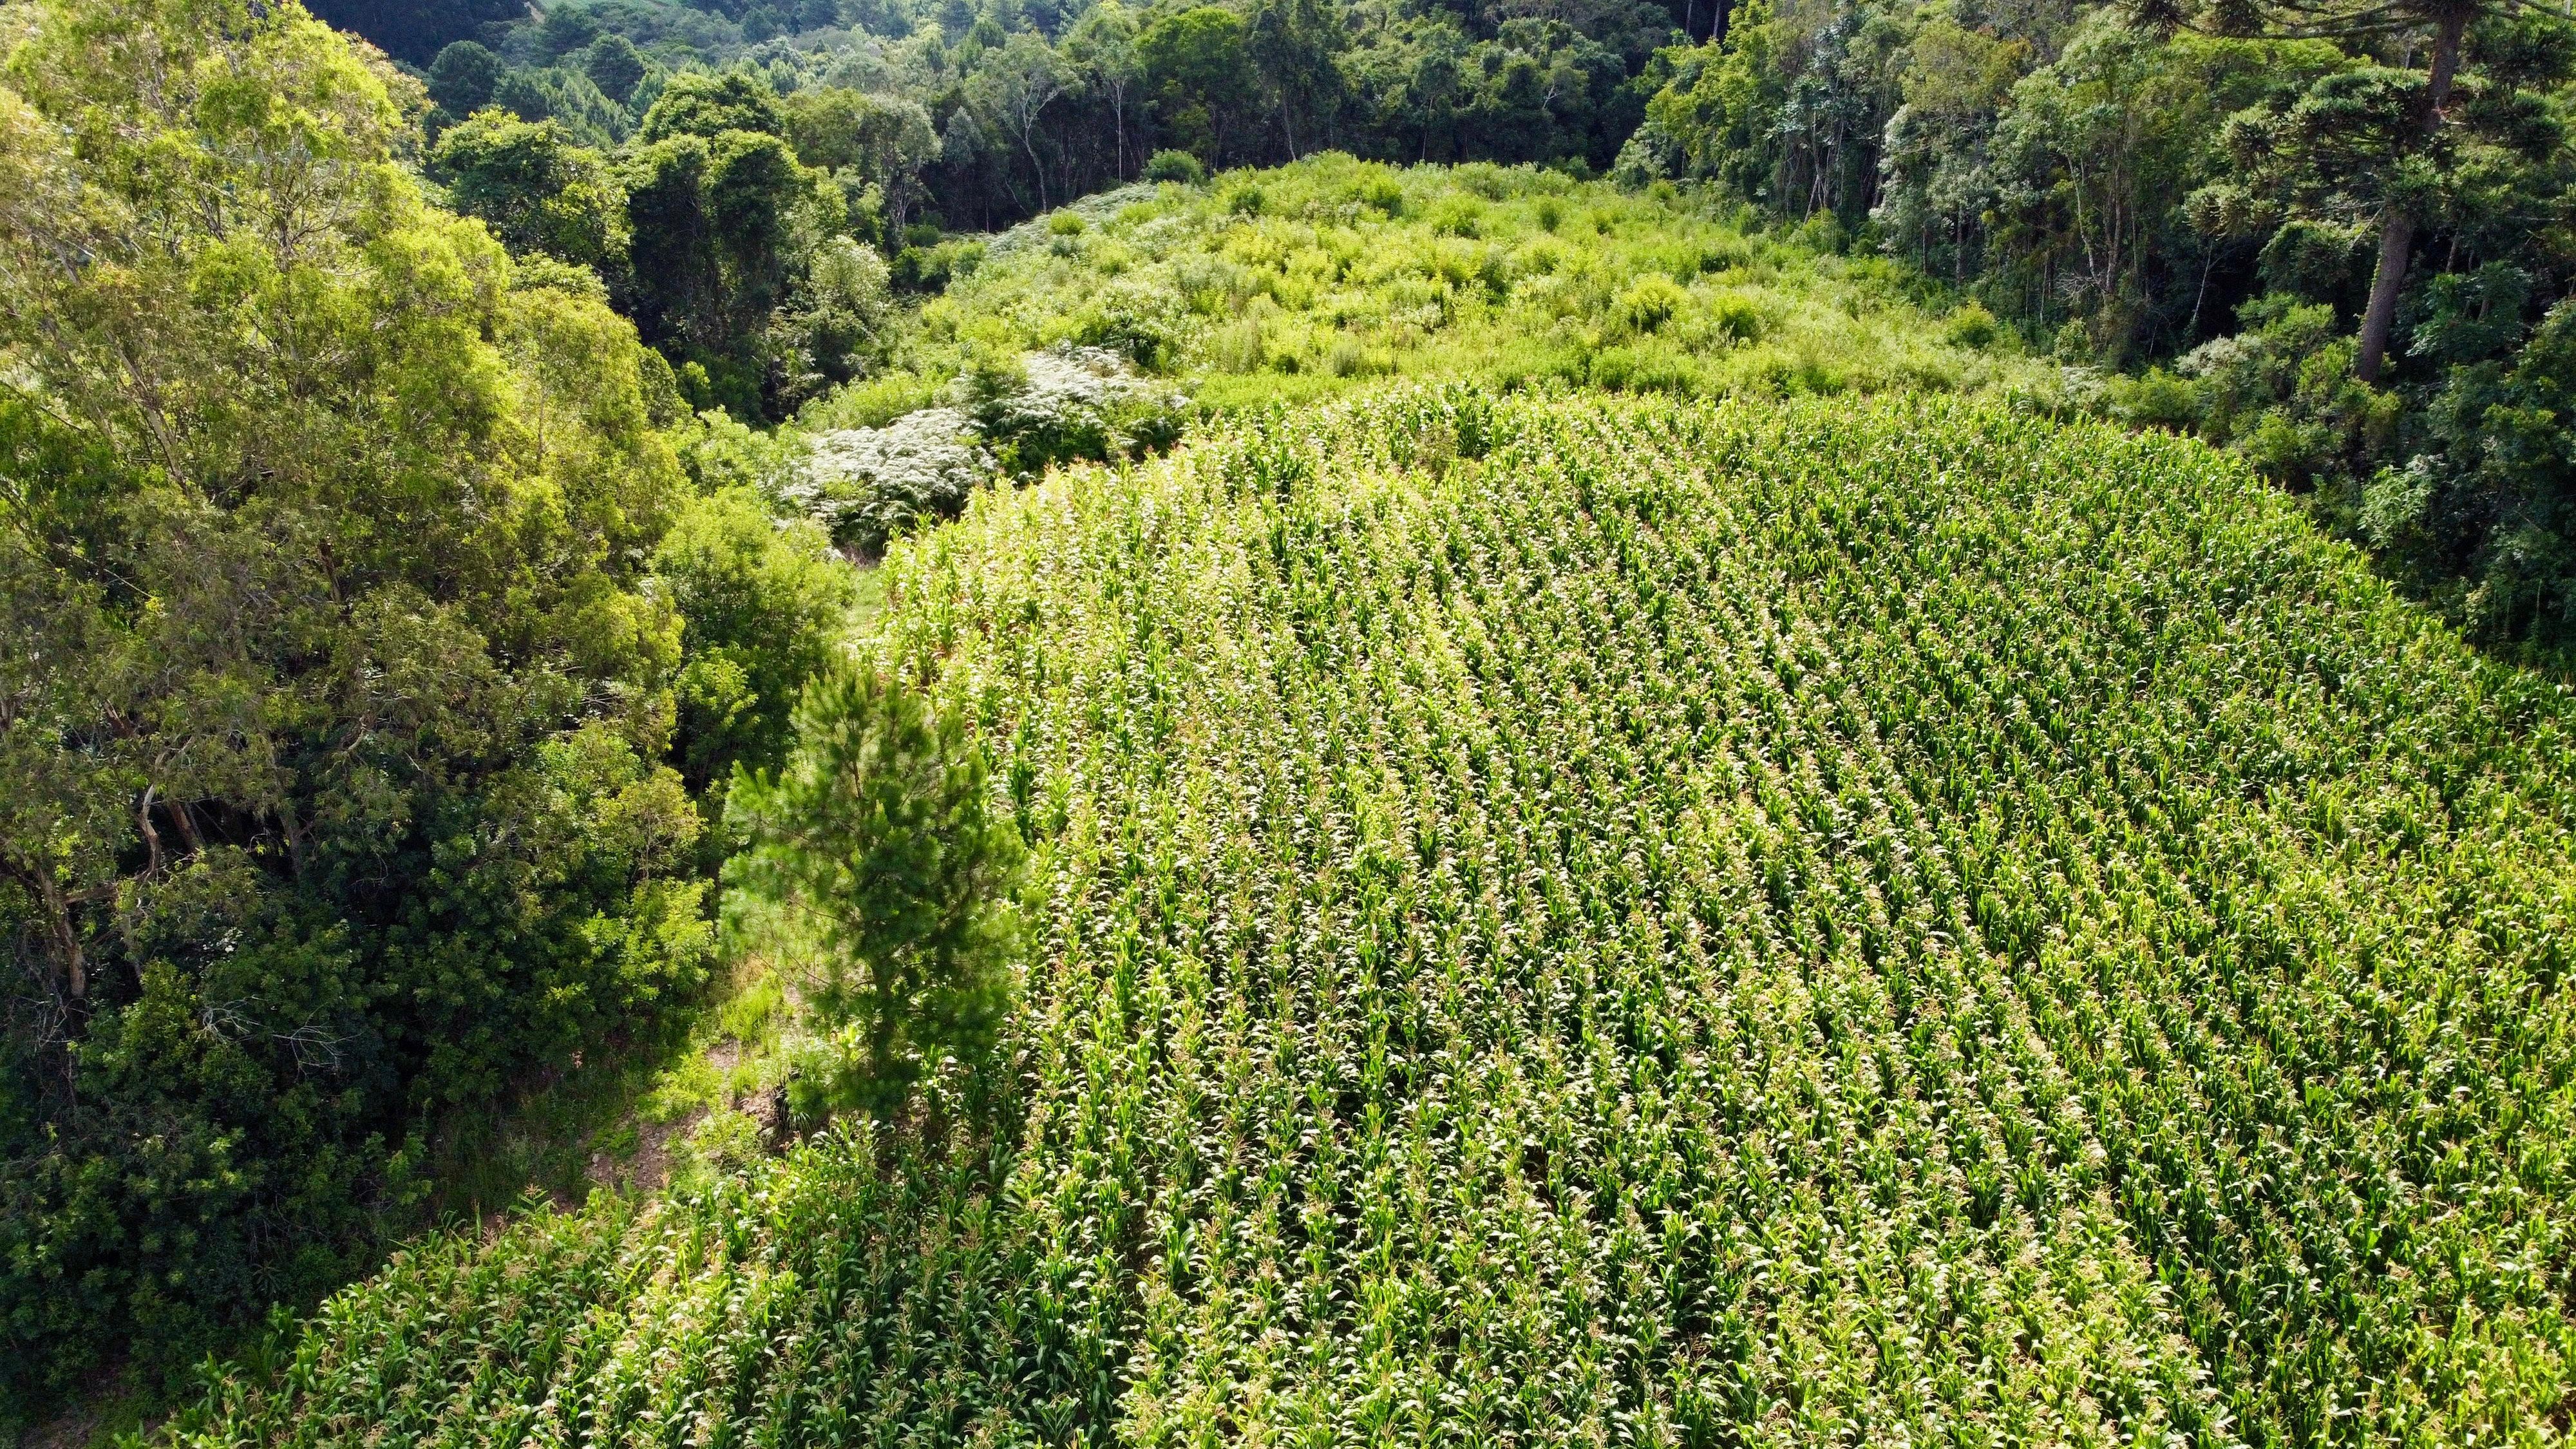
2133;0;2505;382
724;662;1023;1117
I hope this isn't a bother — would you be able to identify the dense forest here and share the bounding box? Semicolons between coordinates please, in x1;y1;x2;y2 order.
0;0;857;1419
7;0;2576;1434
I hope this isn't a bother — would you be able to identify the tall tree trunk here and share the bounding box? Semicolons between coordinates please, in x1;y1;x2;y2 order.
6;860;87;999
2355;212;2414;381
1021;123;1047;210
2356;5;2467;383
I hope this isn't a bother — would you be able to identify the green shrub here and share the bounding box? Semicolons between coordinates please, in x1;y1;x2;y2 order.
2180;295;2397;491
1588;343;1698;392
1070;286;1186;369
2107;366;2201;432
797;370;943;431
1144;149;1206;184
1325;334;1390;377
891;238;985;292
1430;196;1485;238
1209;316;1269;374
1613;274;1689;336
1944;301;2002;350
1692;234;1752;274
1709;291;1766;344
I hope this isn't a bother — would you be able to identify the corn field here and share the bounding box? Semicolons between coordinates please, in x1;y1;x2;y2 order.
160;388;2576;1448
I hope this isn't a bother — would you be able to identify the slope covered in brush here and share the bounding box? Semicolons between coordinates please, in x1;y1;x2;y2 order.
856;156;2061;416
163;387;2576;1448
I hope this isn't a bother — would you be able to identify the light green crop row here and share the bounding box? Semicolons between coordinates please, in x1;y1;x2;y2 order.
160;388;2576;1448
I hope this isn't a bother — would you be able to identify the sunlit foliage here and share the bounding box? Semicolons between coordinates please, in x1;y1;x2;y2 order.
164;386;2576;1448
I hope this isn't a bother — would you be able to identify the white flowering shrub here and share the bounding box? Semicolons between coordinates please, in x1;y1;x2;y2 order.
957;343;1189;478
788;406;992;555
790;346;1188;554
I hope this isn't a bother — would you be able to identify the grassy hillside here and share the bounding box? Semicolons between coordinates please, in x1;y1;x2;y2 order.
159;387;2576;1447
827;155;2061;422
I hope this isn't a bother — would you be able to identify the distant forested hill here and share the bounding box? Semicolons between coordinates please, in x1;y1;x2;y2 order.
304;0;527;64
328;0;2576;656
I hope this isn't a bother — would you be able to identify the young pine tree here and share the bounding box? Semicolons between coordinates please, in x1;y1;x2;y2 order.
723;662;1023;1117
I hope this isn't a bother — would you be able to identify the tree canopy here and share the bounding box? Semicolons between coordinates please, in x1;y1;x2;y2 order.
0;0;854;1416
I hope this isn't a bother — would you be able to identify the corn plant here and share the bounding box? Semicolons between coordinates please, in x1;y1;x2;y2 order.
161;387;2576;1448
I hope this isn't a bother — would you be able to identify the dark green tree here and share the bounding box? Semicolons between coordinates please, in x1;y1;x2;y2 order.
1248;0;1350;158
2132;0;2542;381
782;86;939;239
426;38;502;117
639;68;791;144
433;111;630;270
582;33;648;104
623;127;840;411
654;488;858;800
307;0;520;64
1139;6;1256;164
1066;1;1145;178
625;134;726;346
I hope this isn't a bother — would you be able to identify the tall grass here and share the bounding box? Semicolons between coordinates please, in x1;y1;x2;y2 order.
881;156;2067;415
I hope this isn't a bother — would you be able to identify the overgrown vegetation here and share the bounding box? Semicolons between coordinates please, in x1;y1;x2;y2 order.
642;156;2036;571
578;154;2056;658
891;155;2056;410
160;386;2576;1446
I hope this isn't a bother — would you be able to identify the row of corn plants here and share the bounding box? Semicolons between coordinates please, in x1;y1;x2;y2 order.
159;387;2576;1448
